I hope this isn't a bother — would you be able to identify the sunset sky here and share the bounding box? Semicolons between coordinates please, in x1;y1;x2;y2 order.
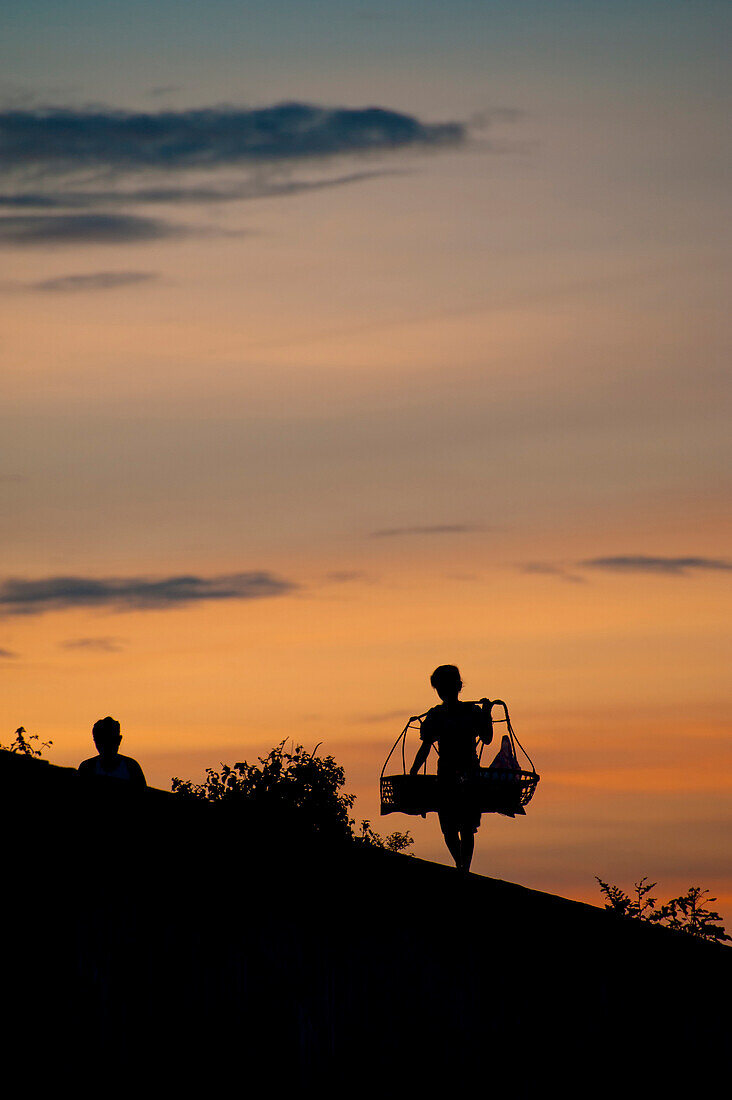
2;1;730;919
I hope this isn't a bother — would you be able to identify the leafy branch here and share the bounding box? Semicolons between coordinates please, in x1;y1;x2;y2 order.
357;819;414;853
596;876;729;943
0;726;53;758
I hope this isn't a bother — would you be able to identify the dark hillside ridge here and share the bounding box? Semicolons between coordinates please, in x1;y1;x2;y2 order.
3;750;728;1093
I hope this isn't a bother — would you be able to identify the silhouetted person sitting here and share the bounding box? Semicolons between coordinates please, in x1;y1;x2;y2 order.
78;717;146;789
410;665;493;872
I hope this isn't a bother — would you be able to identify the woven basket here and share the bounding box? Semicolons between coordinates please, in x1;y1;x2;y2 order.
380;768;539;817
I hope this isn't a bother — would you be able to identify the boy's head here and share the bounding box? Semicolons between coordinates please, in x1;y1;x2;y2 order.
430;664;463;701
92;716;121;757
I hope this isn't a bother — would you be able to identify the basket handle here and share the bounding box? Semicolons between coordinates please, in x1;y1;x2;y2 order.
480;699;537;774
379;699;537;778
379;713;429;781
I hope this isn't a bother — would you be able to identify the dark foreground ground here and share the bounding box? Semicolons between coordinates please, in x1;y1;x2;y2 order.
3;750;729;1095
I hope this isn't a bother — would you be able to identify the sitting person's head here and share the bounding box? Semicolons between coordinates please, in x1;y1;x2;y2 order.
430;664;463;702
92;716;122;760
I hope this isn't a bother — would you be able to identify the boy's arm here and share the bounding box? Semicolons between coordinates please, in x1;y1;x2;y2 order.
410;741;431;775
477;699;494;746
410;713;435;774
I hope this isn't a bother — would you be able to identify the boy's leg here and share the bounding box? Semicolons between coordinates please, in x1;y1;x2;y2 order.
458;828;474;871
438;810;461;867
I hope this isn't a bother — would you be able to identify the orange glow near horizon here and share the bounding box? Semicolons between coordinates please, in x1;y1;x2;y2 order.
4;560;730;923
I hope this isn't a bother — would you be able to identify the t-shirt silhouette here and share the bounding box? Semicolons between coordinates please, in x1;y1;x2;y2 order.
78;754;146;788
419;702;490;775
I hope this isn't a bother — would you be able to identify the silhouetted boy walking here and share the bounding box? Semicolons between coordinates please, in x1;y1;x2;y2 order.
410;665;492;871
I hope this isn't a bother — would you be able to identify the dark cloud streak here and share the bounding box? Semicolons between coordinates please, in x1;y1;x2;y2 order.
520;556;732;581
31;271;156;291
0;170;393;210
520;563;585;584
581;556;732;576
0;572;297;615
0;104;463;175
59;636;126;652
0;213;187;246
370;524;483;538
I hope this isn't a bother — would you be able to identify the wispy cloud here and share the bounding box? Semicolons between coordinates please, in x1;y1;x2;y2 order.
0;646;18;658
0;104;463;176
370;524;483;538
30;271;156;291
0;170;393;210
520;555;732;582
520;563;585;584
0;572;297;615
146;86;182;99
580;556;732;576
59;636;127;652
0;213;189;246
0;104;463;247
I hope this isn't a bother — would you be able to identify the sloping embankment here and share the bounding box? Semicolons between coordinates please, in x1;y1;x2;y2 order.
2;750;728;1092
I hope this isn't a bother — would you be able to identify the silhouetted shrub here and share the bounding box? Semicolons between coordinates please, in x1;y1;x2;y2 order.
356;819;413;853
172;739;412;851
0;726;52;758
596;876;729;943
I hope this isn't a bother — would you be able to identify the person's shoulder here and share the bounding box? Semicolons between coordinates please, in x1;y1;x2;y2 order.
78;756;97;773
121;755;147;783
419;706;441;737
